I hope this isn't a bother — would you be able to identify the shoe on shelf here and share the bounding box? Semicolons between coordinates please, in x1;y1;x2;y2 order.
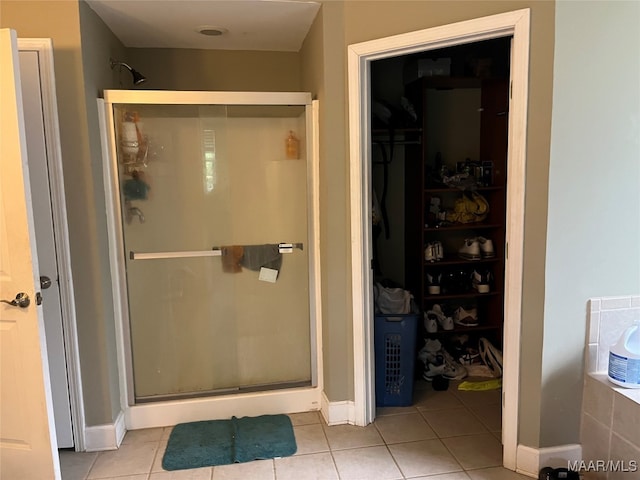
429;304;454;331
423;361;446;381
424;243;436;262
472;269;492;294
433;241;444;261
477;236;495;258
459;238;481;260
425;241;444;262
424;312;438;333
453;306;479;327
426;272;441;294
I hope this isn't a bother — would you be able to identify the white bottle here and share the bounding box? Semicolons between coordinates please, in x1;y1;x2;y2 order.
608;322;640;388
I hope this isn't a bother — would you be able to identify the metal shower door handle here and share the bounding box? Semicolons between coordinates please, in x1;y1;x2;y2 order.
1;292;31;308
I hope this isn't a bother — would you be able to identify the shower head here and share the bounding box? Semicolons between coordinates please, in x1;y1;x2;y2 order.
110;58;147;85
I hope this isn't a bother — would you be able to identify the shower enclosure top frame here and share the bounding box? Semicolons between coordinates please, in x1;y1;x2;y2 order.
102;89;312;107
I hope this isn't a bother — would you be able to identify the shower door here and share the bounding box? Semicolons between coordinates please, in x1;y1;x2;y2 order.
105;92;314;403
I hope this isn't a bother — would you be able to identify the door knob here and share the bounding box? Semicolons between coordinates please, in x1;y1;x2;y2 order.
1;292;31;308
40;276;52;289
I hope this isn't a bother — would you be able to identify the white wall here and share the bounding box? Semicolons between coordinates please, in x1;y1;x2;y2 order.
543;0;640;446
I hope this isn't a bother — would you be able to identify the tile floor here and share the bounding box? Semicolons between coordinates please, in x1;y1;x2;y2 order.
60;381;530;480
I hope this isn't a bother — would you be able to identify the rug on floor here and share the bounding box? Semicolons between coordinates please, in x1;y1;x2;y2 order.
162;414;297;471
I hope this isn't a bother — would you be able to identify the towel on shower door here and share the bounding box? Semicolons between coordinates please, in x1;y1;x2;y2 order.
221;246;244;273
240;244;282;271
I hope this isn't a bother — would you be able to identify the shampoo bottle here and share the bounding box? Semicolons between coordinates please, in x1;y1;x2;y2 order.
608;321;640;388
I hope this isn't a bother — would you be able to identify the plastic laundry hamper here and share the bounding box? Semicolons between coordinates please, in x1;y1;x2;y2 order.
374;313;419;407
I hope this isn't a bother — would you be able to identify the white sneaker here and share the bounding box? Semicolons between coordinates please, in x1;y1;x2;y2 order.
433;241;444;261
424;312;438;333
418;338;443;366
440;349;468;380
459;238;481;260
424;243;437;262
429;304;454;331
477;236;495;258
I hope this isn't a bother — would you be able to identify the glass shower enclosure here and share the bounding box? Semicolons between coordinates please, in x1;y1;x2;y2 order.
100;91;318;405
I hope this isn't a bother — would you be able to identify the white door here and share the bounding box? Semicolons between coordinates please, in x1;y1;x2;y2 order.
19;47;74;448
0;28;60;479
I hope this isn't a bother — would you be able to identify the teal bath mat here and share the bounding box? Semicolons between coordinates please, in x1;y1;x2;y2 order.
162;414;297;471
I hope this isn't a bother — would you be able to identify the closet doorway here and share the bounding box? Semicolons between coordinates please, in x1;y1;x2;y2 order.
348;9;530;470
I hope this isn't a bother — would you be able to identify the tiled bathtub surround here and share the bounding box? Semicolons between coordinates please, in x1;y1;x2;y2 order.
586;295;640;375
581;296;640;479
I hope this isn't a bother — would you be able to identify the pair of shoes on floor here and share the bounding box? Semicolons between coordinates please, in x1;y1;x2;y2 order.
424;304;453;333
425;241;444;262
458;236;495;260
453;306;479;327
419;339;468;381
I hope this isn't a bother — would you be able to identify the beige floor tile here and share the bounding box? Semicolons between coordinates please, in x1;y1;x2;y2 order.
421;407;488;438
59;450;98;480
88;442;158;479
150;467;213;479
376;405;419;416
211;459;274;479
87;475;148;480
274;452;339;480
322;423;384;450
415;387;464;411
442;433;503;470
466;466;531;480
289;411;322;426
411;472;471;480
293;424;330;455
151;440;169;472
122;427;165;444
388;439;463;478
451;388;502;408
374;412;437;444
161;426;174;442
332;445;402;480
468;403;502;432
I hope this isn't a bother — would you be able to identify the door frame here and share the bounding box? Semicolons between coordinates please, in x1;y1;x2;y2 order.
347;9;530;470
17;38;85;451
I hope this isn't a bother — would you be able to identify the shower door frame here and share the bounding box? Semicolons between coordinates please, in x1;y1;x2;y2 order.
99;91;322;430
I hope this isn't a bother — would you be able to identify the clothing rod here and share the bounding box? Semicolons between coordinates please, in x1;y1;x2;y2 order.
130;242;303;261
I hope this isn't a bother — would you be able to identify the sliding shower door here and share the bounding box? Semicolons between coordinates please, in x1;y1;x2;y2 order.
108;95;313;403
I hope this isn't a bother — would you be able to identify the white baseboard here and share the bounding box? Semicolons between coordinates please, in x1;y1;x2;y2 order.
516;444;582;478
84;410;126;452
320;391;356;425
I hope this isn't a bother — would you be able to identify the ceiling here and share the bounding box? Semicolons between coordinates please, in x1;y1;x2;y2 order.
86;0;321;52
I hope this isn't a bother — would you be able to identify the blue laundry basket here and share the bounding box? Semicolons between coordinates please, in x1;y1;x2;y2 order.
374;313;419;407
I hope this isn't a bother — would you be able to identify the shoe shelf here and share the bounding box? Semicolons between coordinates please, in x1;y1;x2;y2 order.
424;223;502;232
424;258;499;267
424;185;504;194
427;324;499;336
423;291;501;301
401;73;509;369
